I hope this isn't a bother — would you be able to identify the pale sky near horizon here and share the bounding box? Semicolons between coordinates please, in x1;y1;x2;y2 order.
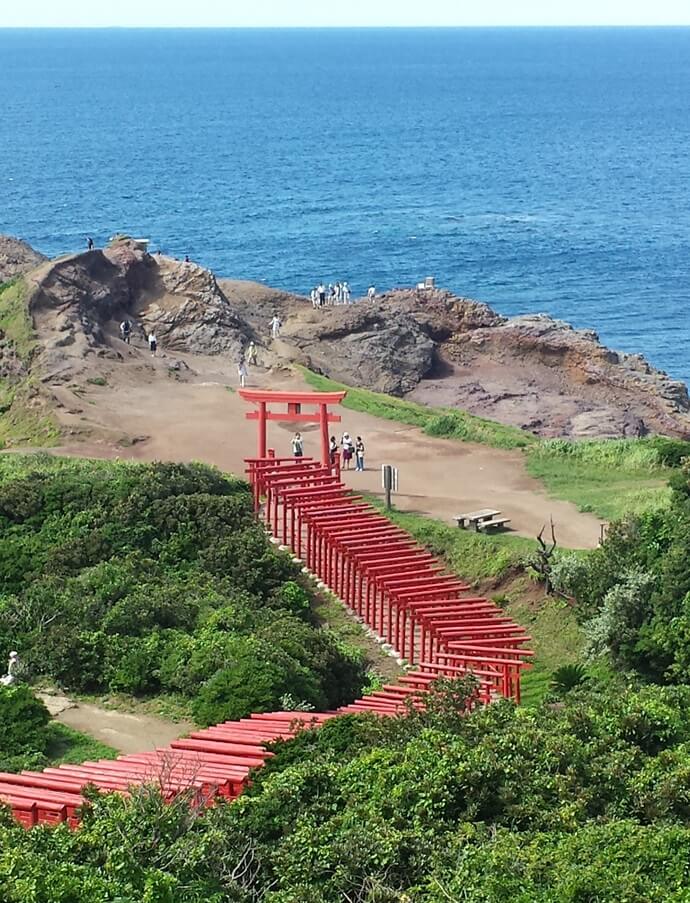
1;0;690;28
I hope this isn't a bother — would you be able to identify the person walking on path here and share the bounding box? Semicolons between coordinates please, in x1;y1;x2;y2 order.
237;360;248;388
355;436;365;471
341;431;354;470
292;432;304;458
119;319;132;344
270;313;282;340
148;332;158;356
245;340;258;366
329;435;338;467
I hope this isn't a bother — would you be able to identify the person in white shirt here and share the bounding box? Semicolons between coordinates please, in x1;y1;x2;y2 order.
238;360;248;388
341;431;354;470
148;332;158;356
0;651;19;686
270;314;282;339
367;286;376;301
292;432;304;457
342;282;351;304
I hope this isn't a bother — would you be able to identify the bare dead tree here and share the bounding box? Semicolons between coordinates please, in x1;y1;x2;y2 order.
528;518;558;593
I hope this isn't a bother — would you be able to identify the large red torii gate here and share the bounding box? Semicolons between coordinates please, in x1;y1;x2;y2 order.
238;389;347;465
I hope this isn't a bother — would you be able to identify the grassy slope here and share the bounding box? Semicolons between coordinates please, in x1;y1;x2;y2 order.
299;367;535;450
526;439;673;521
301;367;673;521
0;278;59;448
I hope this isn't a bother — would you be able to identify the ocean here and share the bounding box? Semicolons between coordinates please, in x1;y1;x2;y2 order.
1;27;689;382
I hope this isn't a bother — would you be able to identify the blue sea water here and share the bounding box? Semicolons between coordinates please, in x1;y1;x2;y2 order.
1;27;689;381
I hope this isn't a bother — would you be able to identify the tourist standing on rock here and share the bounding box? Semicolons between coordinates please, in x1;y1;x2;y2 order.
119;319;132;344
343;281;351;304
292;432;304;458
246;341;258;366
318;283;326;307
368;285;376;301
148;332;158;356
341;432;354;470
311;288;318;309
237;359;248;388
86;236;94;251
355;436;366;472
270;313;282;340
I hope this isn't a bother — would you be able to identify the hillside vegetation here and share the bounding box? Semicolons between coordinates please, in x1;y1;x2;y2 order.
3;678;690;901
0;456;367;725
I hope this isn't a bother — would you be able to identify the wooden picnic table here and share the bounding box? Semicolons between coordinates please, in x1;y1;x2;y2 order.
455;509;500;529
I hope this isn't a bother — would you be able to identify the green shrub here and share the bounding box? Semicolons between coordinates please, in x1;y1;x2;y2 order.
0;457;367;717
0;685;50;759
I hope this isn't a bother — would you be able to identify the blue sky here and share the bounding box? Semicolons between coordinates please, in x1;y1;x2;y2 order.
2;0;690;27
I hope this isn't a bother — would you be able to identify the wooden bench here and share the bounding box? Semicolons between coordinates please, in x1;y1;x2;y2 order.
455;509;500;530
477;517;511;533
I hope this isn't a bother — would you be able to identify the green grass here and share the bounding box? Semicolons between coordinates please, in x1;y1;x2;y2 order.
0;279;60;448
45;722;118;766
526;438;673;520
299;367;535;450
504;588;585;706
0;278;38;364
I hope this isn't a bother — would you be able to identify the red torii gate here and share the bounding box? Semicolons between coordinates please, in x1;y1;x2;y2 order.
238;389;347;465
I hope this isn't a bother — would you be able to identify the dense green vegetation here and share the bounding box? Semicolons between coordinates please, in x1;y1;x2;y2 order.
4;678;690;900
551;458;690;685
0;684;116;773
300;368;535;449
0;456;366;725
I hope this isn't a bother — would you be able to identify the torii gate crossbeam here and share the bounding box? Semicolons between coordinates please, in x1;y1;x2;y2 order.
238;389;347;465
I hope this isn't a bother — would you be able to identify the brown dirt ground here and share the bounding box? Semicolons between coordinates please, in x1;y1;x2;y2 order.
49;339;601;549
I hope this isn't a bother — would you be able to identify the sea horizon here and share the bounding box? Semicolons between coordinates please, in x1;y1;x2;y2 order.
2;26;689;382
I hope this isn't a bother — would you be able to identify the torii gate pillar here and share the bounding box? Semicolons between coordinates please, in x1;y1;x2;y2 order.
239;389;347;466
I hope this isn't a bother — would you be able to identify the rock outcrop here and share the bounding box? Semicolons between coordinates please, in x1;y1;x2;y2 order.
408;309;690;438
0;236;46;284
2;234;689;440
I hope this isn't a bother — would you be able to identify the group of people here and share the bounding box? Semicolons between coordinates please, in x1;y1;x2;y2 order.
309;283;377;307
292;431;365;472
119;319;158;356
310;282;351;307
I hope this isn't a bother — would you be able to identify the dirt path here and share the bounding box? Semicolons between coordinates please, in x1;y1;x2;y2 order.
49;352;601;549
40;692;192;754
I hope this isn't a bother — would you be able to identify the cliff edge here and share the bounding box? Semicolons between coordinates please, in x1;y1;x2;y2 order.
1;236;688;443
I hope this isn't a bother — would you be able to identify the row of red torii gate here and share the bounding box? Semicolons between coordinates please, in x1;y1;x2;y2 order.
0;389;531;828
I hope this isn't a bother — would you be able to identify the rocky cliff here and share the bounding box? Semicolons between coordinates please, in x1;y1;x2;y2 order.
0;236;46;284
2;235;689;441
